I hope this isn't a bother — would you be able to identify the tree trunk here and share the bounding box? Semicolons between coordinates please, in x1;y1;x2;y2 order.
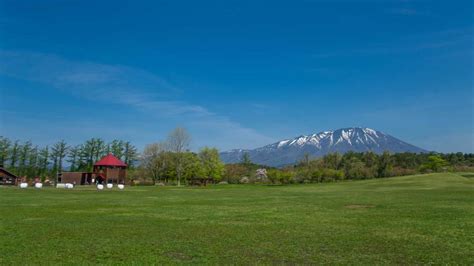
177;162;182;187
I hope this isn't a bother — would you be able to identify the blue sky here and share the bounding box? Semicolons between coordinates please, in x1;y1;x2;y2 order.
0;0;472;152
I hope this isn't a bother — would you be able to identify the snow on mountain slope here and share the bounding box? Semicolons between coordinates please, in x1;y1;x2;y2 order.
220;127;427;167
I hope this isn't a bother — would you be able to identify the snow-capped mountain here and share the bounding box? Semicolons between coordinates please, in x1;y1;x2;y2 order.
220;127;427;167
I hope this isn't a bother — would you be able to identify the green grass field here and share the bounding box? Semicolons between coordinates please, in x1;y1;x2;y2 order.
1;173;473;264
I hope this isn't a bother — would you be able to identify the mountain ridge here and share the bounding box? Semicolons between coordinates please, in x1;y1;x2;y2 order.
220;127;427;167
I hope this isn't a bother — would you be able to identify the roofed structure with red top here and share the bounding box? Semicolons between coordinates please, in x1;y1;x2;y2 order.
94;153;127;167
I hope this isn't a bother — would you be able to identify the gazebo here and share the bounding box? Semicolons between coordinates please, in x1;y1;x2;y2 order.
93;154;127;184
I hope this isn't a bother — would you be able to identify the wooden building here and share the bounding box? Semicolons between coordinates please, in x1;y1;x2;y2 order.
0;167;19;185
61;172;94;185
93;154;127;184
61;154;128;185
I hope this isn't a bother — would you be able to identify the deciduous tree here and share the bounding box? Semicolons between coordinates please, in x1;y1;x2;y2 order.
421;155;449;172
142;142;168;184
199;147;224;182
377;151;393;177
167;127;191;187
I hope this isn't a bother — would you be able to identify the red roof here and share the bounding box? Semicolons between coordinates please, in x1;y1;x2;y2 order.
94;154;127;167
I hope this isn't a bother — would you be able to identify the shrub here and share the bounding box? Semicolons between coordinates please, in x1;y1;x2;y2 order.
321;168;344;181
280;171;294;184
239;176;249;184
225;175;242;184
391;167;417;176
267;169;294;184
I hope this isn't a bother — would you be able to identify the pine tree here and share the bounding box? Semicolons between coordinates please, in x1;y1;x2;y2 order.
9;140;20;169
0;136;11;167
27;145;39;178
110;140;125;159
93;138;107;162
67;145;81;171
51;140;69;184
38;146;50;179
18;141;32;176
82;138;106;171
123;141;138;167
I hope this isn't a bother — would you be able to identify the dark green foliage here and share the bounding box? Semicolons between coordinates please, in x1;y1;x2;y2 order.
321;152;342;169
18;141;32;176
267;168;293;184
110;139;124;159
1;134;473;184
38;146;50;179
420;155;450;172
26;145;38;178
377;151;393;178
0;136;11;167
123;141;138;167
0;136;137;180
233;151;474;184
67;145;81;172
50;140;68;170
344;157;368;179
9;140;19;168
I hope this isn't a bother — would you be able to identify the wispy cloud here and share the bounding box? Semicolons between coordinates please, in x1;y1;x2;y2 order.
0;50;274;150
0;51;179;102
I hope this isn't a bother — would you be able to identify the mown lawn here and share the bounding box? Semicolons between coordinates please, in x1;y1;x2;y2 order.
1;173;473;264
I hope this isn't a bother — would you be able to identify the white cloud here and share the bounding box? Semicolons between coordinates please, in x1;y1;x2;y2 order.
0;50;274;150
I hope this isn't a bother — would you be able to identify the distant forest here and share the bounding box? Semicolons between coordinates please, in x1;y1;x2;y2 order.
225;151;474;184
1;132;473;185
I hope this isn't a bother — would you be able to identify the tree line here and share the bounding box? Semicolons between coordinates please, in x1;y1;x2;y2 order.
135;128;224;186
2;129;473;185
0;136;137;179
223;151;474;184
0;128;224;186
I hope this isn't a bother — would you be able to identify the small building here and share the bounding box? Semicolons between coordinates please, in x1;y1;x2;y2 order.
93;154;127;184
61;172;94;185
0;167;19;185
60;154;128;185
